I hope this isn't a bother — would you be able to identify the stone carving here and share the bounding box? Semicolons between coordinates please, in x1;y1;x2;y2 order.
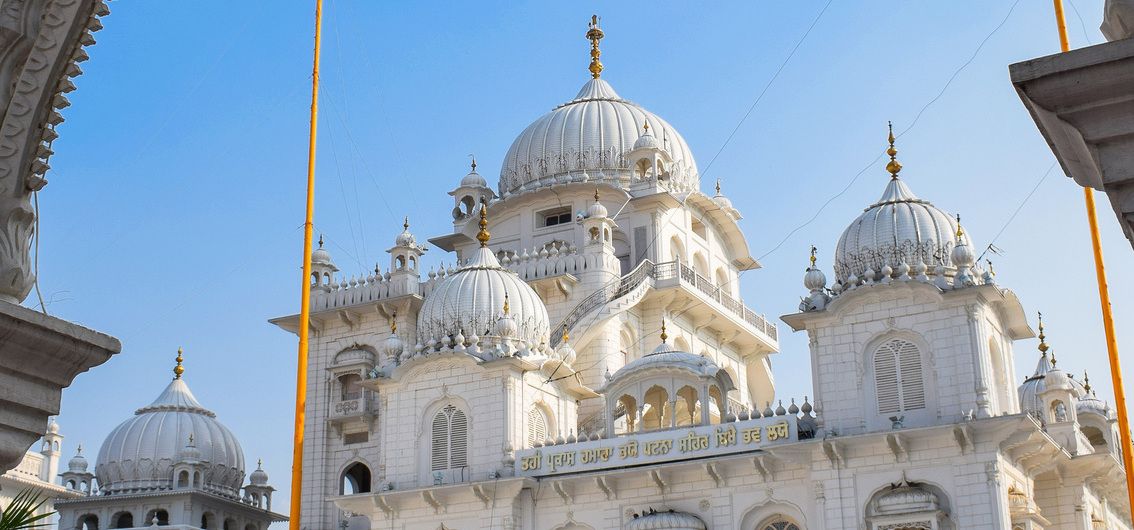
0;0;105;303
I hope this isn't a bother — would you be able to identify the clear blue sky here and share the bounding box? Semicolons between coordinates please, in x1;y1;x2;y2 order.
41;1;1129;519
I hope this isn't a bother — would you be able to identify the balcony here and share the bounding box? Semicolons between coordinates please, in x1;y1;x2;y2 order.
651;261;778;351
328;396;375;434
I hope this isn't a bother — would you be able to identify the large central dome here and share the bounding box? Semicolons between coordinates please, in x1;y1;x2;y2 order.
498;78;699;197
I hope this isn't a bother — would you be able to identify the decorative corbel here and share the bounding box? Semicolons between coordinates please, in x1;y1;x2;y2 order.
822;439;843;468
552;480;573;505
422;490;444;514
885;432;908;462
649;469;667;495
374;495;396;518
704;462;724;487
953;424;973;454
471;484;492;508
338;309;361;330
594;476;616;500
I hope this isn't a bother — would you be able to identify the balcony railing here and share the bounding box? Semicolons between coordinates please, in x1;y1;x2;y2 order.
331;397;371;421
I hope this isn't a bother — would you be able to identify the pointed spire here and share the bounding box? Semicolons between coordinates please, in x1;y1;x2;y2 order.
469;154;477;172
318;234;325;249
809;245;818;268
1037;312;1049;355
660;319;668;343
173;347;184;380
403;216;410;231
476;203;491;247
885;121;902;179
715;178;722;195
1084;370;1092;393
955;214;965;239
586;15;605;79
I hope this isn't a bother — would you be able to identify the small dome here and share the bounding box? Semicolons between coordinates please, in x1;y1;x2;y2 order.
587;190;609;218
249;460;269;486
804;267;826;291
626;509;706;530
47;420;60;434
312;236;335;268
395;217;417;247
96;376;245;498
633;123;663;151
835;177;968;283
68;446;89;473
417;209;550;347
1078;392;1113;418
460;159;488;188
712;179;734;210
499;78;698;198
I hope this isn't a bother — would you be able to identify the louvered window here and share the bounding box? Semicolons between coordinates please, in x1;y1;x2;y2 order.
527;407;549;447
874;339;926;414
430;404;468;471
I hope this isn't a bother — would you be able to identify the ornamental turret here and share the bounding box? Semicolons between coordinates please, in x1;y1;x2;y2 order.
388;217;426;296
449;157;495;223
311;235;338;289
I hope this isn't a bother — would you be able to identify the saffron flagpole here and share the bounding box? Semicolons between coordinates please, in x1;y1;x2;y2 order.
290;0;323;528
1051;0;1134;513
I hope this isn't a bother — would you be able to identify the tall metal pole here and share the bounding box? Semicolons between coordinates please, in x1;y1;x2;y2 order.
290;1;323;528
1052;0;1134;511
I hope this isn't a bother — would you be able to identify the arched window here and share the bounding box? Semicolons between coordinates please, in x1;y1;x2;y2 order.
341;462;371;494
430;405;469;471
144;509;169;526
527;407;549;447
177;470;189;488
873;339;926;414
1082;426;1107;447
111;511;134;528
339;373;363;401
223;517;237;530
200;512;216;529
759;518;801;530
78;514;99;530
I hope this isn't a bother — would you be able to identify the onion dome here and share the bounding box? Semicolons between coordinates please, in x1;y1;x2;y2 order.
555;325;577;365
498;18;697;197
47;419;60;434
950;217;976;268
312;235;335;267
587;189;609;218
395;217;417;247
68;445;89;473
804;246;827;291
417;206;550;347
95;350;245;498
382;315;404;360
712;179;734;210
633;122;663;151
834;125;969;283
249;459;269;486
626;508;707;530
460;157;488;188
603;322;734;393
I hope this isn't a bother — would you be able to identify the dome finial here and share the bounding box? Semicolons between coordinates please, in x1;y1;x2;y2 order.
403;216;410;231
476;204;491;247
173;347;184;380
955;214;965;239
885;121;902;179
809;245;818;268
257;458;263;468
1037;311;1049;354
76;443;83;455
390;310;397;333
503;292;511;315
586;15;605;79
660;319;668;343
715;179;722;195
469;153;477;172
318;234;324;249
594;188;600;202
1083;370;1092;393
561;323;569;344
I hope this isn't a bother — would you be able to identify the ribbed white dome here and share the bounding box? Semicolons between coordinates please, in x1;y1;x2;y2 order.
498;78;698;197
834;177;969;283
95;378;245;498
417;246;550;347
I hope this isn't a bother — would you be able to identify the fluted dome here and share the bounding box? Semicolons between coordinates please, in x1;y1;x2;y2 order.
249;461;269;486
68;446;89;473
95;377;245;498
312;238;334;267
460;167;488;188
498;78;698;197
417;245;550;347
626;509;706;530
834;177;969;283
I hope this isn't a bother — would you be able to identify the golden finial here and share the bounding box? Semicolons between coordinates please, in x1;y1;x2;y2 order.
643;122;649;132
562;323;569;344
809;245;817;268
390;310;397;333
1083;370;1092;393
1050;349;1057;367
660;319;668;343
955;214;965;239
476;204;490;247
885;121;902;179
1037;312;1049;354
586;15;605;79
594;188;600;202
503;292;511;315
403;216;409;231
173;347;184;380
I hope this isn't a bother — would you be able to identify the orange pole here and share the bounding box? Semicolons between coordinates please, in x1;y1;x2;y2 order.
290;1;322;528
1052;0;1134;512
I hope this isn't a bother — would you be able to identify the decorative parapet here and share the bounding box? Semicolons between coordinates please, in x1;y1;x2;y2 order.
0;0;109;303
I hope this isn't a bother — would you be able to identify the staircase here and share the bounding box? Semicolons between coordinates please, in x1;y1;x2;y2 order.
550;260;656;348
